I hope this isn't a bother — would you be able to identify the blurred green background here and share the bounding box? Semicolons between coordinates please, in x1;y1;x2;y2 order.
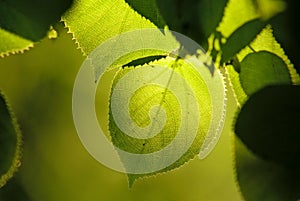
0;25;242;201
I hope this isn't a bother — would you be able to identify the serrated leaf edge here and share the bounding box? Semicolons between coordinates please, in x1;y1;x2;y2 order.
0;43;34;58
0;91;23;189
124;58;227;187
61;0;160;57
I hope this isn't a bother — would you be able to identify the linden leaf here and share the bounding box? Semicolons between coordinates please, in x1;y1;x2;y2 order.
237;26;300;85
221;18;267;63
226;26;300;106
228;25;300;201
125;0;166;28
217;0;258;38
108;56;226;186
235;88;300;201
0;0;72;41
0;0;72;57
240;51;291;95
62;0;159;55
155;0;228;46
235;85;300;170
0;92;22;188
0;28;33;58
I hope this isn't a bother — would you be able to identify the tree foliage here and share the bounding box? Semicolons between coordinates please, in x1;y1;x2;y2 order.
0;0;299;200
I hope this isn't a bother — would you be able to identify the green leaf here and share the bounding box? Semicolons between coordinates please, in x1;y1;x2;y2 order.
235;134;300;201
155;0;184;34
156;0;228;46
240;51;291;95
0;0;73;41
228;29;300;201
226;26;300;106
0;92;22;188
0;0;72;57
87;28;179;82
125;0;166;28
62;0;158;55
108;56;226;186
235;85;300;170
221;18;267;63
225;65;248;107
0;28;33;58
197;0;229;38
217;0;258;38
237;26;300;85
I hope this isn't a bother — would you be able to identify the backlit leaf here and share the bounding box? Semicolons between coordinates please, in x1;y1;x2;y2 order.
108;56;226;186
221;18;267;63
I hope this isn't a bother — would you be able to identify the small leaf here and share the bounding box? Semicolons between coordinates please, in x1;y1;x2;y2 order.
237;26;300;85
240;51;291;95
226;26;300;106
0;92;22;188
235;85;300;169
108;56;226;186
221;18;267;63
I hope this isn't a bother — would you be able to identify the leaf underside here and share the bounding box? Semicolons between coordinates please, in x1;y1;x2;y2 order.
108;57;225;186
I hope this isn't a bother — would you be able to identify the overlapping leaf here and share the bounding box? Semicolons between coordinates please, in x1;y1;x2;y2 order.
0;92;22;188
0;28;33;58
0;0;72;57
108;57;225;186
62;0;158;55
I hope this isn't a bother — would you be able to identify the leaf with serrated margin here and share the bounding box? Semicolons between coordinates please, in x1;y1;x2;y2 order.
62;0;159;55
235;85;300;201
108;56;226;187
0;0;72;57
0;92;22;189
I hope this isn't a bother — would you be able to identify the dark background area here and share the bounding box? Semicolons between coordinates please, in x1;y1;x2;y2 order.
274;0;300;73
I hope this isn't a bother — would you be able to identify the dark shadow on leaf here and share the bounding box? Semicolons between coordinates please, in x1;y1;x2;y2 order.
125;0;165;28
122;55;166;68
156;0;228;48
235;85;300;169
0;0;73;41
221;18;268;63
